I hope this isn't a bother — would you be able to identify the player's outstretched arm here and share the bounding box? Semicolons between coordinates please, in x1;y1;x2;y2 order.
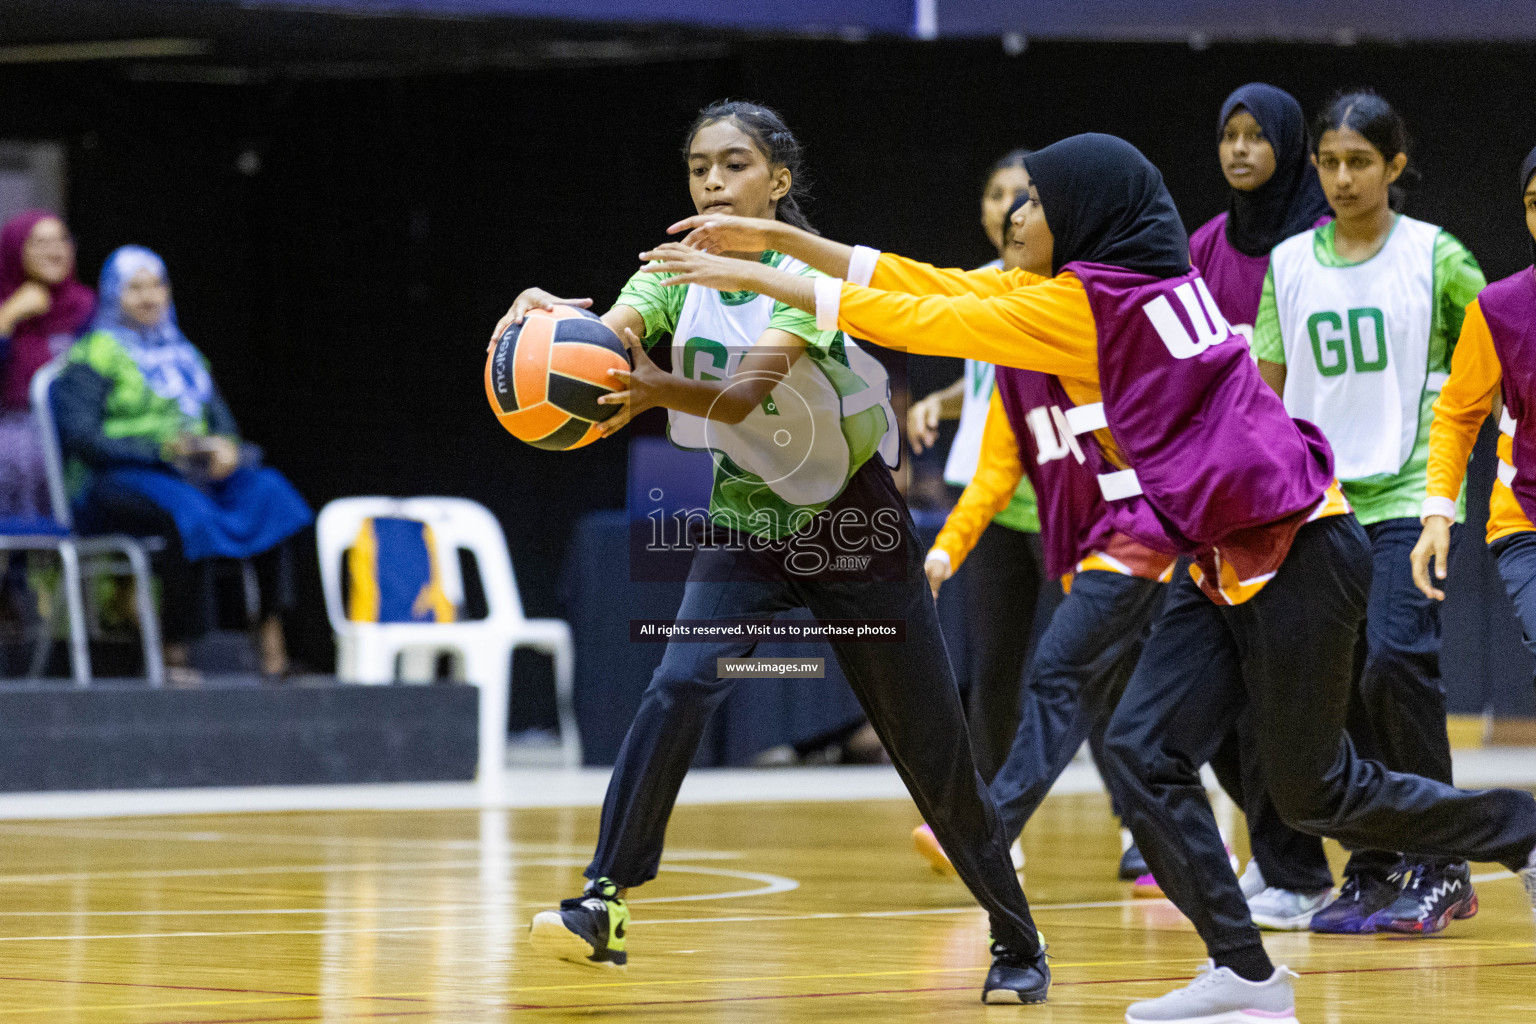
667;215;855;280
640;243;816;315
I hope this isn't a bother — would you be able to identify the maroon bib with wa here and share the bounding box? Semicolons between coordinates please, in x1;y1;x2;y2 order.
1060;261;1335;550
994;366;1120;579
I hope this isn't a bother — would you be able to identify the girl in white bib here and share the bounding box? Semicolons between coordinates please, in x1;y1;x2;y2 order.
1253;91;1487;936
501;100;1048;1002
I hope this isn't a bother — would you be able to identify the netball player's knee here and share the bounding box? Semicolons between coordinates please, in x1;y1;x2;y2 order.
644;660;733;707
1269;775;1340;831
1359;650;1443;707
1102;724;1153;780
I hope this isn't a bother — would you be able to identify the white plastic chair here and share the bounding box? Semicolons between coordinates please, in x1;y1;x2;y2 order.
316;496;580;780
10;357;166;687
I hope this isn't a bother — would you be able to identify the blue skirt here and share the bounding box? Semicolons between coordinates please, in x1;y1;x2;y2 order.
89;466;313;561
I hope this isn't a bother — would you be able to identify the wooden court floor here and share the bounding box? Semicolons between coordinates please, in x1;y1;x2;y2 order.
0;791;1533;1022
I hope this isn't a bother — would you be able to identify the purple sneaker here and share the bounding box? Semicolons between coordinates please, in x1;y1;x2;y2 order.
1309;871;1401;934
1372;862;1477;935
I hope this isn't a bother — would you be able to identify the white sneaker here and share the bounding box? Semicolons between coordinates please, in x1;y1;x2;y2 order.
1011;838;1026;872
1248;886;1335;931
1125;961;1298;1023
1238;860;1266;901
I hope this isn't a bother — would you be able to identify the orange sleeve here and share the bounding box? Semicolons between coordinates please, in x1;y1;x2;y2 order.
835;272;1099;381
869;252;1048;298
932;391;1025;571
1427;299;1502;505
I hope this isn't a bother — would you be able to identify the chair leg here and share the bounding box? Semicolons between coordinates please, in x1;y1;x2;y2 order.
240;558;260;627
57;541;91;686
551;644;582;768
26;563;57;679
122;543;165;688
464;644;512;790
398;647;438;683
349;640;399;684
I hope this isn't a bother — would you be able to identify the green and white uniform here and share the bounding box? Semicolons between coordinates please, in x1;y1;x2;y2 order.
1254;216;1485;524
616;250;897;539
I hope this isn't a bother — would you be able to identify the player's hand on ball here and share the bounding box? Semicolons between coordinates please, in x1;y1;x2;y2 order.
639;243;761;293
923;553;953;600
908;393;943;455
597;328;665;437
665;213;779;254
1411;515;1453;601
490;287;593;342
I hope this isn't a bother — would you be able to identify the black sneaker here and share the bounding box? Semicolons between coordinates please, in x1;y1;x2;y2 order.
1309;870;1402;935
528;877;629;968
1373;861;1477;935
1119;843;1148;880
981;935;1051;1004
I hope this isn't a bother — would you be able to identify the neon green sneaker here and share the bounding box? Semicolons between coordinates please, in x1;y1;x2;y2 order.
529;877;629;968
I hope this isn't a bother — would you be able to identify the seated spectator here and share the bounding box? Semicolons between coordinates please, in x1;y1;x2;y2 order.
0;210;95;518
55;245;312;681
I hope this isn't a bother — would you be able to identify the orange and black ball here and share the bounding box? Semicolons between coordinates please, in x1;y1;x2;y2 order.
484;306;630;451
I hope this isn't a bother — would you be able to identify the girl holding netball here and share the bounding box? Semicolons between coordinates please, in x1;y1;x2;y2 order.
503;100;1050;1005
647;131;1536;1024
1253;92;1487;936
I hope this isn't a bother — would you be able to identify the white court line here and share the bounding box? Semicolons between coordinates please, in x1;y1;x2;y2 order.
0;875;1516;943
0;853;722;885
0;748;1529;819
503;859;799;904
0;858;492;884
0;825;700;856
0;864;797;943
0;873;1512;921
0;823;742;865
0;907;473;917
0;923;485;943
636;899;1142;927
635;871;1523;926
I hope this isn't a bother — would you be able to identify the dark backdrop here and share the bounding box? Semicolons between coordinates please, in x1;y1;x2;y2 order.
3;38;1534;708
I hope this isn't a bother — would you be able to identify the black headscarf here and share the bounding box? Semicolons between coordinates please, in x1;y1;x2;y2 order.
1022;133;1190;279
1218;83;1331;257
1521;144;1536;266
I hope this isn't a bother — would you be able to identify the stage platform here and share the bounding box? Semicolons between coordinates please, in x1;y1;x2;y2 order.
0;676;478;791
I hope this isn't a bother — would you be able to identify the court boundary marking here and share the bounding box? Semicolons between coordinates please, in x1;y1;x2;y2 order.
0;871;1516;934
5;957;1535;1021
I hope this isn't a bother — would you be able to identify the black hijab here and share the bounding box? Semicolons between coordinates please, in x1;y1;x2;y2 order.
1022;133;1190;279
1218;83;1331;258
1521;145;1536;266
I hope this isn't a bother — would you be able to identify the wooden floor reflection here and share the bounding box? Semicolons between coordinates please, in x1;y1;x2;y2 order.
0;790;1532;1022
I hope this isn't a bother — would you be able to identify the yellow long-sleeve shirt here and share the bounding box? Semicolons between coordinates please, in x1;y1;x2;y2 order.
1425;298;1534;543
855;254;1123;461
932;390;1029;573
834;251;1348;604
